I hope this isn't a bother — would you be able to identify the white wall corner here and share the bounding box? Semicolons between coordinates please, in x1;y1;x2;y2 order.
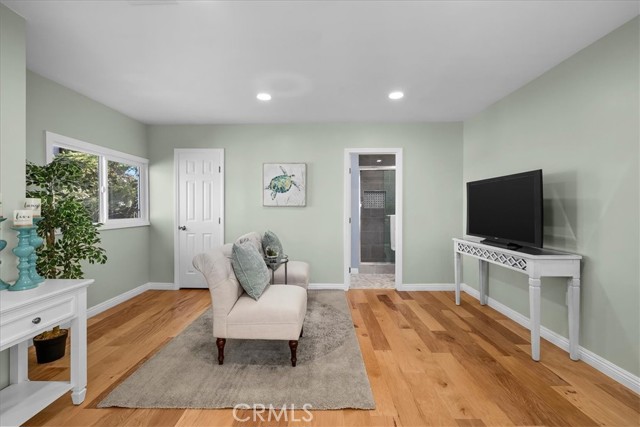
461;284;640;394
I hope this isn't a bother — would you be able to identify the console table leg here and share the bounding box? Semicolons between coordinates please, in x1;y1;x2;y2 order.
71;388;87;405
529;278;541;361
70;288;88;405
479;260;488;305
568;278;581;361
454;251;461;305
9;341;29;384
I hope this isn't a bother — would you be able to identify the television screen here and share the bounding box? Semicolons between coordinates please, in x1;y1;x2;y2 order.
467;170;543;248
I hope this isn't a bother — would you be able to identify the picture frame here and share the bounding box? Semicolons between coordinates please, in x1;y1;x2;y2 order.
263;163;306;207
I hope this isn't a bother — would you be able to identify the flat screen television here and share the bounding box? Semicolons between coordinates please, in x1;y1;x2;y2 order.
466;170;543;249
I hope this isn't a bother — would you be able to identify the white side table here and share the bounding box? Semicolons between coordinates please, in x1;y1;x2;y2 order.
0;279;93;426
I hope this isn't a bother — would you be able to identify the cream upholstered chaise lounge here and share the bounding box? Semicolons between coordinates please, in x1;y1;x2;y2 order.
192;240;307;366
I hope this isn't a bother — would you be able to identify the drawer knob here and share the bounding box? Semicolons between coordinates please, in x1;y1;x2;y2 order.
32;317;41;324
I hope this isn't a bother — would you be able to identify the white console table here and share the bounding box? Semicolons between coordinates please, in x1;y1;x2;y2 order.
453;238;581;362
0;279;93;426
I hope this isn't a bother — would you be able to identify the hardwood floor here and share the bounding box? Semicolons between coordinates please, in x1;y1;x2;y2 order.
25;289;639;426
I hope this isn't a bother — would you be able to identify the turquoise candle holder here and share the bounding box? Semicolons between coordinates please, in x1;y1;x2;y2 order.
0;217;9;290
29;217;45;284
10;225;37;291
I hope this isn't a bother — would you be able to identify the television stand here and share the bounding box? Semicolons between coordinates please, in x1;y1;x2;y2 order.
453;238;582;361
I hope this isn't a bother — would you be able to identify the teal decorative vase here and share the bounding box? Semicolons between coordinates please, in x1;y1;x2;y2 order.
10;226;37;291
0;217;8;290
29;217;45;284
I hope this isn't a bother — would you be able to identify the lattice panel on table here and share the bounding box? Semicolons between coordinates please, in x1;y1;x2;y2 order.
363;191;386;209
457;242;527;271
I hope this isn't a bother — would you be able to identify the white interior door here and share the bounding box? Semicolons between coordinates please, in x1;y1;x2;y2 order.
175;149;224;288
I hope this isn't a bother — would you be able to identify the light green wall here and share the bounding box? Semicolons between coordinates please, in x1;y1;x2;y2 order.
0;2;26;389
463;18;639;375
26;71;150;308
147;124;463;284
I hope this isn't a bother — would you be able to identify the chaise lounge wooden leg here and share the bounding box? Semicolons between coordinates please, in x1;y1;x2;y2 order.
300;327;304;338
216;338;226;365
289;340;298;367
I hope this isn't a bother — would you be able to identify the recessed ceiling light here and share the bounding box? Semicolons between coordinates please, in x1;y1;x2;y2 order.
257;93;272;101
376;159;382;163
388;91;404;100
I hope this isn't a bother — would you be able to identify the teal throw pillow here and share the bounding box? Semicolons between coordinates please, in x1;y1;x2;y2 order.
231;242;270;300
262;230;283;258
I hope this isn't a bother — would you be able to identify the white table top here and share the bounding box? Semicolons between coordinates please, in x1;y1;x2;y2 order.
454;237;582;260
0;279;93;312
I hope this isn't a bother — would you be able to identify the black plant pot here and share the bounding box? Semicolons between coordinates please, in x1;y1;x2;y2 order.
34;329;68;364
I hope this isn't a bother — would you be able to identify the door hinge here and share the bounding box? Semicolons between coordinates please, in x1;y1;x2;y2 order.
218;166;221;173
349;217;351;224
349;267;352;273
349;167;351;174
218;217;221;224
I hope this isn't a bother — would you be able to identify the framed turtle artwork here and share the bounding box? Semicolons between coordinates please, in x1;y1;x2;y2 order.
263;163;306;207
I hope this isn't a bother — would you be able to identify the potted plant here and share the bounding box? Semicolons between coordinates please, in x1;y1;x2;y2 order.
26;154;107;363
265;246;279;258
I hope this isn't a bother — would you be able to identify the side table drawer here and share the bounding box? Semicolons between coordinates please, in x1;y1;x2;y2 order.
0;296;76;346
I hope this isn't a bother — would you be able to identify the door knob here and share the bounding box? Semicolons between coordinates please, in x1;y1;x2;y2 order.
178;225;187;231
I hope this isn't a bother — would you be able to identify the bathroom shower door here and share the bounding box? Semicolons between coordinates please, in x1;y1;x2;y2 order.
360;169;395;264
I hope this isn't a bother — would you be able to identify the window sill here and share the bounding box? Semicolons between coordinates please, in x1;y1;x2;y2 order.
99;221;150;231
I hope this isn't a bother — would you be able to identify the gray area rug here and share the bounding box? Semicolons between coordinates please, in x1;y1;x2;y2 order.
98;291;375;410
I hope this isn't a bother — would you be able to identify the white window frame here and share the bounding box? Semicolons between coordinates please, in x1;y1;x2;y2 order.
45;131;150;230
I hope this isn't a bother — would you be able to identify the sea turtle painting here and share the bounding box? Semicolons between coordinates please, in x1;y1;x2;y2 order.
263;164;306;206
266;166;301;199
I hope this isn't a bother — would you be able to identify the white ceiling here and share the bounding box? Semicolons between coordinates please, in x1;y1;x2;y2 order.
3;0;639;124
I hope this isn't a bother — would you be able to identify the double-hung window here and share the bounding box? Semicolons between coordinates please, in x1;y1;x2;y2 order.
46;132;149;229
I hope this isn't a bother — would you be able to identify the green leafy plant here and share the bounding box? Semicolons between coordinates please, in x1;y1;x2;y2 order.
265;246;278;257
26;154;108;346
26;155;107;280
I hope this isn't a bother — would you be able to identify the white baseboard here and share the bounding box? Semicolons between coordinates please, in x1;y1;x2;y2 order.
350;268;359;274
309;283;347;291
86;283;150;318
461;283;640;394
86;282;176;318
146;282;177;290
577;343;640;394
396;283;455;291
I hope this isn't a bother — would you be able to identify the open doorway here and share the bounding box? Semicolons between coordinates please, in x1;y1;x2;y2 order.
344;148;403;290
